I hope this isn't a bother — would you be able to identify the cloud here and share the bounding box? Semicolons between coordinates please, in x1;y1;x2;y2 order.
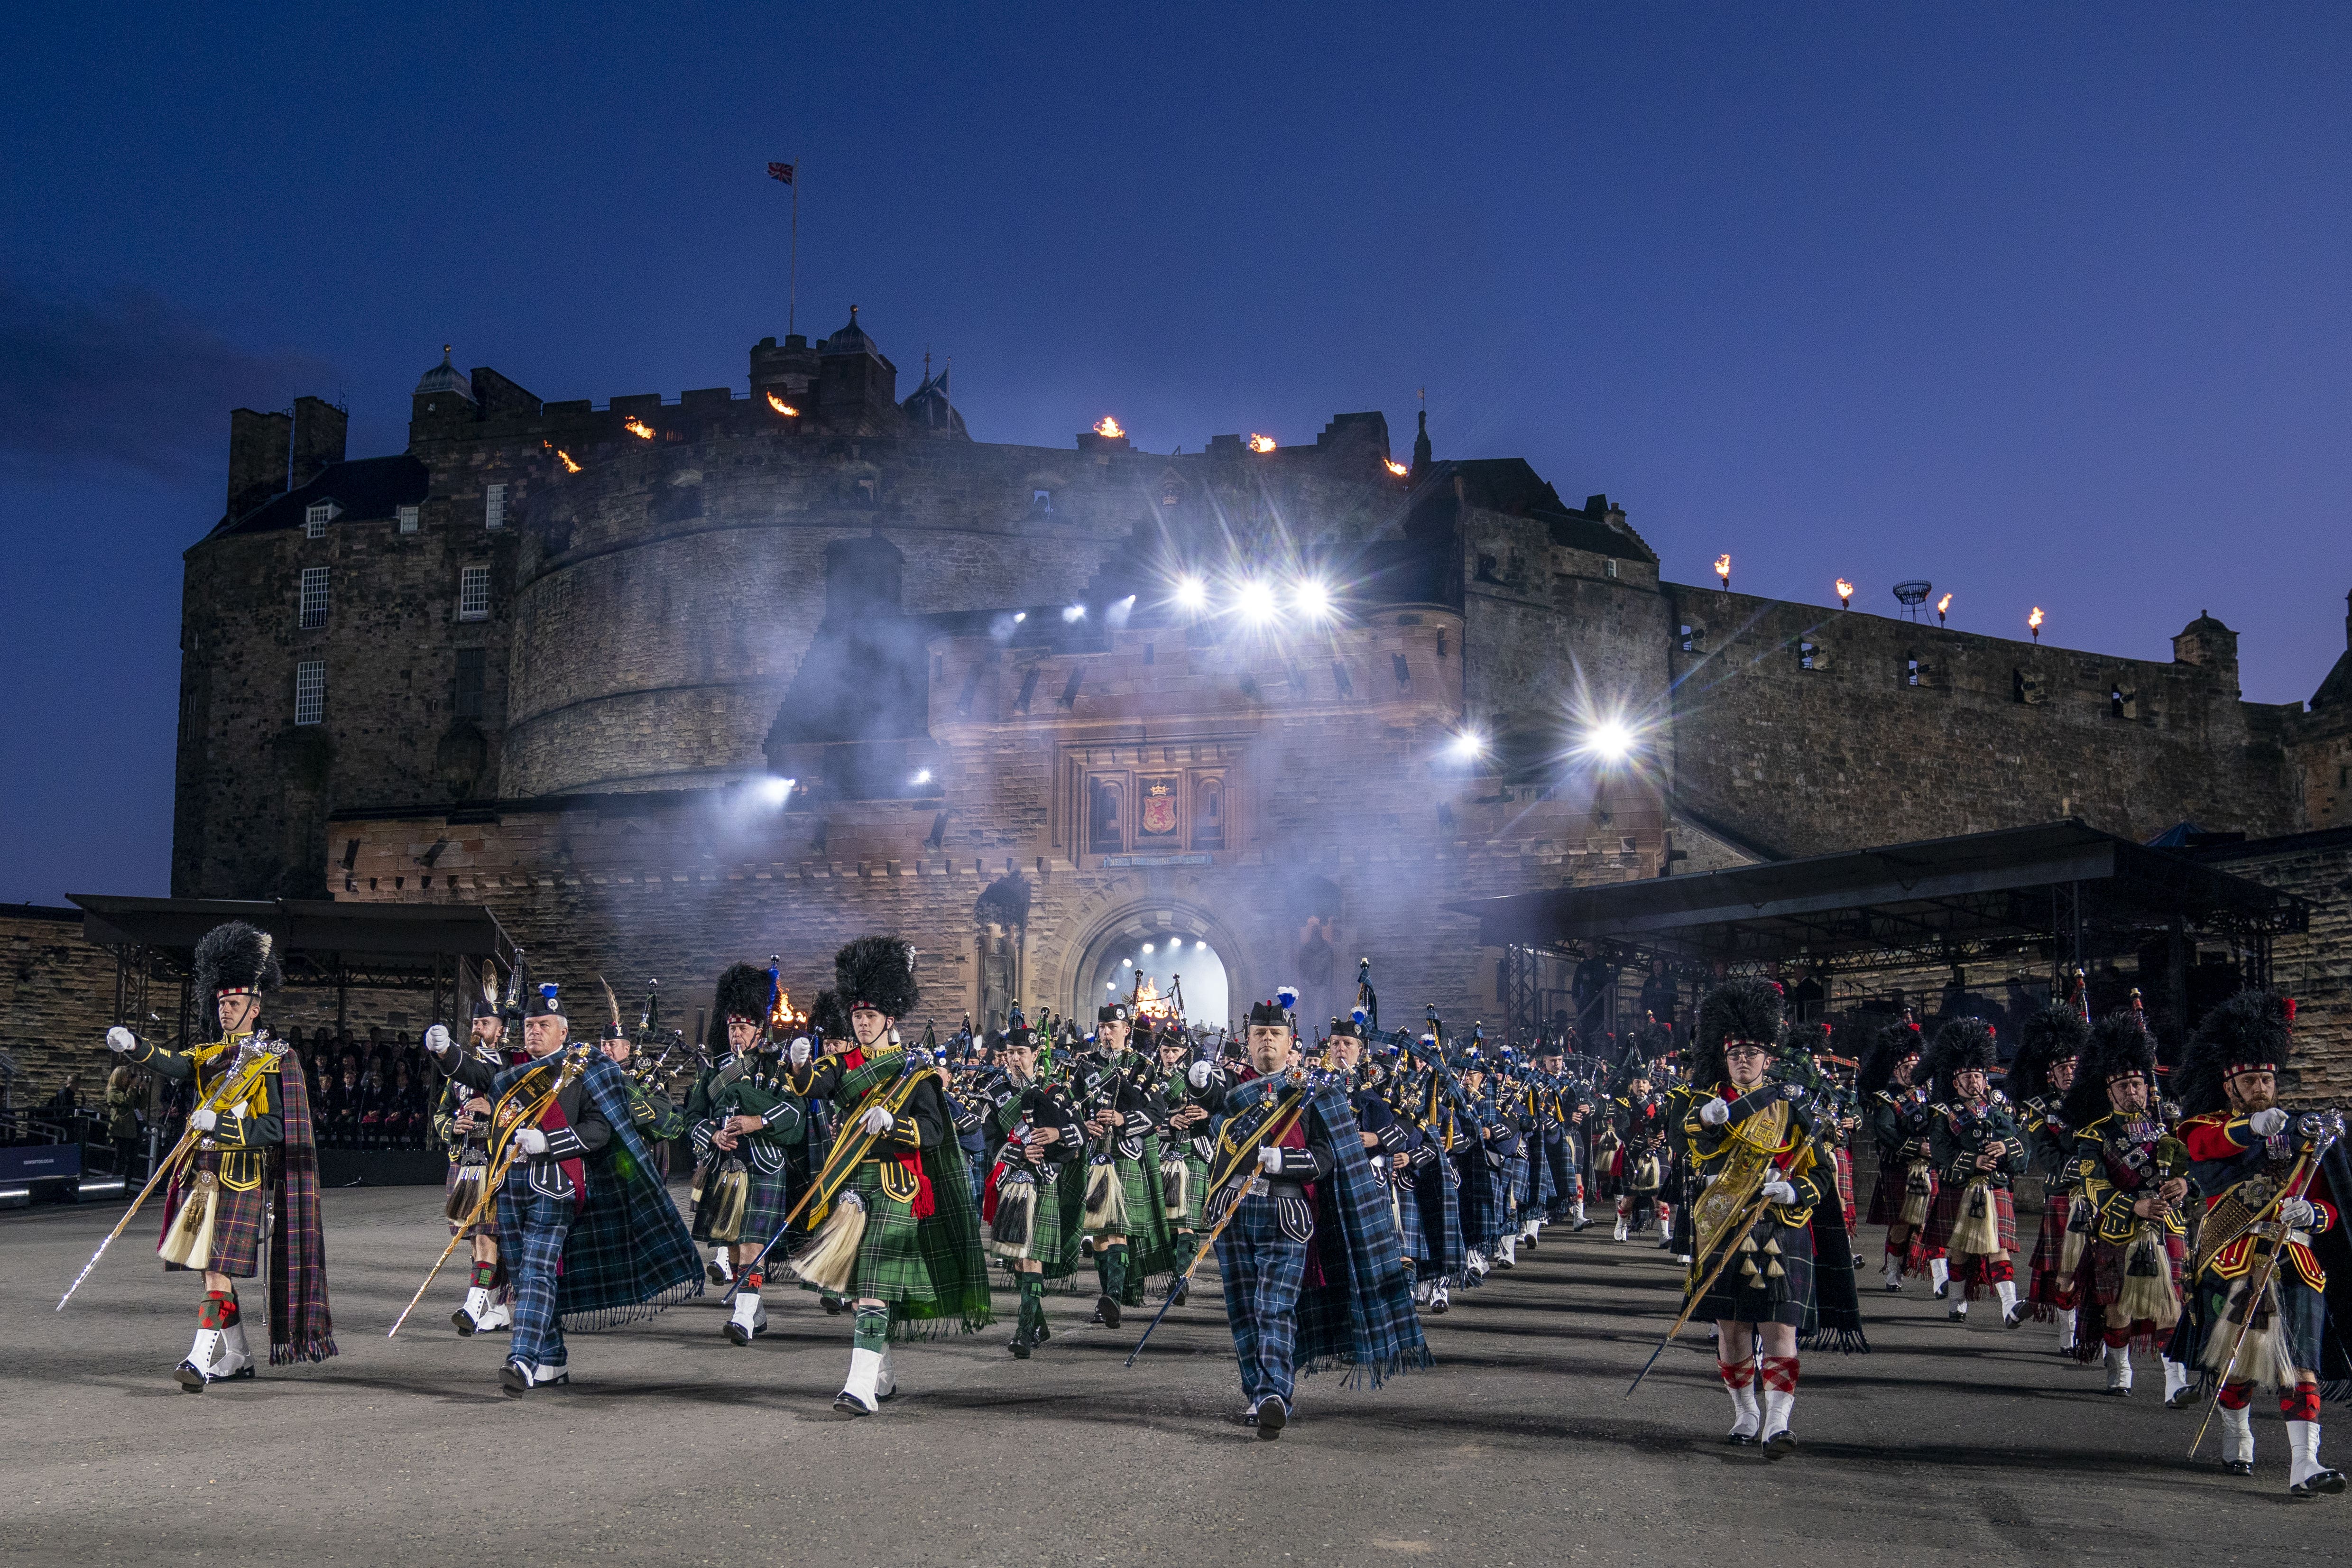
0;279;341;483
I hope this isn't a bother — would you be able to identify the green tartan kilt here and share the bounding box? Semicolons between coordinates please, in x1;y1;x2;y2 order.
1168;1145;1209;1230
1086;1138;1177;1290
997;1164;1080;1277
825;1160;932;1308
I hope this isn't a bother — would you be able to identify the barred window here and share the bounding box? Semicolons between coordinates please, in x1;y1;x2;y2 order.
458;565;491;622
299;566;329;628
304;502;333;538
397;504;420;534
294;660;325;726
484;483;507;531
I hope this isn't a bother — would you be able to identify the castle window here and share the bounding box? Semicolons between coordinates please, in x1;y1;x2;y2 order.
304;501;335;538
458;565;491;622
298;566;329;628
484;483;507;531
294;660;325;726
1393;653;1411;686
454;648;486;719
1192;776;1226;850
1332;660;1353;697
1605;559;1619;579
398;505;420;534
1087;775;1125;854
1799;640;1819;671
1905;655;1921;688
1679;624;1696;652
1032;489;1052;513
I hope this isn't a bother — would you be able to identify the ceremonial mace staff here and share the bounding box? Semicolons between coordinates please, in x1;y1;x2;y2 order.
2187;1111;2343;1457
58;1033;287;1311
1125;1065;1316;1367
387;1044;589;1337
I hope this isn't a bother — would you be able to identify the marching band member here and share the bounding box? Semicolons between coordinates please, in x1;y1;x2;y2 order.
437;980;518;1337
1920;1020;2026;1327
2063;1012;2193;1398
687;963;807;1346
2008;1003;2087;1351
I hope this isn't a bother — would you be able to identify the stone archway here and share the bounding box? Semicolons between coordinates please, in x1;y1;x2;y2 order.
1049;893;1258;1032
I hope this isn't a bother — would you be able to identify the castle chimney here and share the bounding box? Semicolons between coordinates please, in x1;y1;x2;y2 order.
226;407;292;519
289;396;348;491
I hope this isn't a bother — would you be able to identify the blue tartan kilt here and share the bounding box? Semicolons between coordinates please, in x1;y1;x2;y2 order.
738;1165;793;1245
1396;1171;1428;1261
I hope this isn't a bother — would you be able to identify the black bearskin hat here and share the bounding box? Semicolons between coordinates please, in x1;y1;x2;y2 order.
1690;978;1785;1089
1924;1016;2000;1105
1611;1050;1655;1095
807;989;848;1041
1857;1017;1926;1097
194;920;282;1000
2175;989;2294;1118
2008;1004;2088;1106
835;936;919;1020
2060;1011;2158;1131
708;963;772;1049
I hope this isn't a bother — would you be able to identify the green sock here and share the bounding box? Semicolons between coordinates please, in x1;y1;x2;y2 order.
1095;1249;1114;1297
852;1305;890;1353
1020;1273;1045;1329
1104;1243;1129;1301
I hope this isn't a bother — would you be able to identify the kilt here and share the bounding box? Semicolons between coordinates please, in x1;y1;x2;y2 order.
736;1165;793;1248
1866;1161;1935;1228
1396;1170;1428;1262
1694;1210;1814;1330
829;1159;933;1309
160;1149;271;1278
1167;1146;1208;1230
1929;1179;2017;1257
1832;1149;1856;1230
2025;1196;2079;1309
1086;1150;1158;1242
1001;1163;1080;1274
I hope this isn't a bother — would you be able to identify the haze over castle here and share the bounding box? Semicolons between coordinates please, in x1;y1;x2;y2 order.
148;304;2352;1061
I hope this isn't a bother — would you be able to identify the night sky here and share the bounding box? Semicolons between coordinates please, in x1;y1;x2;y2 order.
5;4;2348;908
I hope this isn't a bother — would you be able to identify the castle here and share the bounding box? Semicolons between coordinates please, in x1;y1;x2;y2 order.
129;305;2352;1063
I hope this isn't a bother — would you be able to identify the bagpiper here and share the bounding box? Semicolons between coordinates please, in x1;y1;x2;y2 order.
686;963;807;1347
436;970;517;1337
1181;996;1429;1437
980;1022;1086;1358
1608;1052;1672;1244
782;937;992;1415
2008;1002;2088;1351
427;982;702;1393
108;920;335;1388
1394;1033;1467;1314
1072;1001;1178;1328
2170;990;2346;1495
1860;1017;1947;1295
1683;979;1824;1449
1919;1019;2026;1327
1154;1021;1213;1303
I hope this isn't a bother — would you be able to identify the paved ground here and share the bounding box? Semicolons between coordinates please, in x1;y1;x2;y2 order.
2;1186;2337;1566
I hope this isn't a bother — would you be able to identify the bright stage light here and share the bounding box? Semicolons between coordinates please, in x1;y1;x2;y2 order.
1585;720;1633;761
1123;957;1134;968
758;775;796;804
1293;578;1332;618
1175;576;1207;610
911;768;933;786
1062;604;1086;623
1448;730;1487;762
1237;581;1276;622
1142;942;1155;954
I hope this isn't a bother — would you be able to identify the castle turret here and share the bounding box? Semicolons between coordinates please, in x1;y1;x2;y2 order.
814;307;905;436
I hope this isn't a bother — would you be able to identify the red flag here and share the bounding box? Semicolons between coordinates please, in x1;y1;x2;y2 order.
766;161;795;184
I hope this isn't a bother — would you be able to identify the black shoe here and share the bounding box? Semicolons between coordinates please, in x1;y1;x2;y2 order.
499;1358;533;1396
2292;1467;2348;1496
725;1320;754;1347
822;1295;844;1316
1935;1281;1949;1300
1034;1317;1051;1344
1254;1396;1288;1440
1883;1282;1905;1293
1171;1277;1190;1308
1724;1430;1755;1447
1571;1218;1594;1232
172;1360;210;1393
832;1391;875;1418
452;1308;478;1336
1765;1427;1796;1454
1008;1333;1032;1359
1092;1294;1122;1329
705;1262;731;1286
2224;1460;2255;1476
2004;1304;2028;1329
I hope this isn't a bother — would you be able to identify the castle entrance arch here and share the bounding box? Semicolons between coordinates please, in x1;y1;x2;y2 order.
1061;898;1242;1032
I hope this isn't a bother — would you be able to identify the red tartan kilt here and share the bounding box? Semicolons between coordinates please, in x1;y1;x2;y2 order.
2025;1198;2078;1307
1927;1180;2016;1256
1865;1165;1928;1227
1834;1149;1856;1229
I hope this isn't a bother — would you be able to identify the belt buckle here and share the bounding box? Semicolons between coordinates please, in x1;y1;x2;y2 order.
1247;1176;1270;1197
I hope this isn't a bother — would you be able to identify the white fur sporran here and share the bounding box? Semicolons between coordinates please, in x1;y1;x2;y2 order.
787;1189;867;1294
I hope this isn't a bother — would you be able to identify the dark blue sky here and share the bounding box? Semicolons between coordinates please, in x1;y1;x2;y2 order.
5;4;2348;907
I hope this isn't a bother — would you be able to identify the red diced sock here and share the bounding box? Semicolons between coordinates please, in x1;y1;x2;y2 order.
1717;1357;1755;1389
2218;1381;2252;1411
2282;1382;2321;1422
1757;1355;1799;1394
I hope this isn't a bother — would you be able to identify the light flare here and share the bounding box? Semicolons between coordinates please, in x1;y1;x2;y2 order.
1384;458;1409;476
623;417;655;440
1248;434;1277;453
1094;415;1124;438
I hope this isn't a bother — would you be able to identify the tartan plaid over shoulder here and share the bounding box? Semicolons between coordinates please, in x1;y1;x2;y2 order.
494;1051;703;1331
1235;1076;1432;1388
832;1051;994;1336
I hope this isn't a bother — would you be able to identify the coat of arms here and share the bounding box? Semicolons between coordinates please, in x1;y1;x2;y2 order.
1139;776;1179;837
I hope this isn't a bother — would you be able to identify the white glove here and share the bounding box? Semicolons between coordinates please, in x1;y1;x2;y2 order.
1258;1145;1284;1172
2249;1107;2287;1137
2279;1197;2317;1229
189;1107;219;1133
790;1036;812;1068
1762;1179;1799;1206
859;1107;895;1136
424;1023;452;1056
515;1127;549;1155
106;1025;136;1054
1187;1061;1215;1089
1699;1097;1731;1127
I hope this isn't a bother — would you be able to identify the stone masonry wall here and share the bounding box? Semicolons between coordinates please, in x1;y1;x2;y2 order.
2;908;122;1106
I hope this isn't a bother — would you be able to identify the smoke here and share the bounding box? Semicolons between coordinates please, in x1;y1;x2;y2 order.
0;278;340;482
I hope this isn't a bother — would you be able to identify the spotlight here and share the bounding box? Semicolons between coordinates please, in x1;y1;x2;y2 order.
758;776;796;804
1448;730;1486;762
1107;981;1117;991
1062;604;1086;623
911;768;933;786
1237;581;1276;622
1123;957;1134;968
1584;720;1633;762
1142;942;1155;954
1013;611;1026;623
1174;576;1207;610
1293;578;1332;618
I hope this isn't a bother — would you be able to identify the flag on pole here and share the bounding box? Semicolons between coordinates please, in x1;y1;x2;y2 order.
767;161;795;184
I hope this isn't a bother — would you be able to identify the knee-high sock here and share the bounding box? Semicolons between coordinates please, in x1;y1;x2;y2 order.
1103;1243;1129;1301
852;1304;890;1353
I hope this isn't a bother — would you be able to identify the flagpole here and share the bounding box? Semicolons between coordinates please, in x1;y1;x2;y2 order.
788;169;799;337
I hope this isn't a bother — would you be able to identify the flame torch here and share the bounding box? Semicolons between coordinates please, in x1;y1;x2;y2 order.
1835;578;1853;610
1937;592;1952;627
1715;554;1731;590
2029;607;2044;644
